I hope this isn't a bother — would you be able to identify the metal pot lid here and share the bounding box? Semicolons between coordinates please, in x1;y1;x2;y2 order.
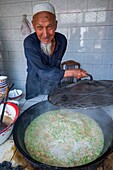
48;75;113;109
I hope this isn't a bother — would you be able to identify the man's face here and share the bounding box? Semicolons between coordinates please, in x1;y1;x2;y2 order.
32;12;57;44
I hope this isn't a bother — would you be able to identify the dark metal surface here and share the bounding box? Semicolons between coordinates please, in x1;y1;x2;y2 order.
13;101;113;170
48;80;113;109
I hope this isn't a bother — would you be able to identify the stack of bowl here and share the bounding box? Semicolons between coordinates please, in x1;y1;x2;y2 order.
0;76;8;102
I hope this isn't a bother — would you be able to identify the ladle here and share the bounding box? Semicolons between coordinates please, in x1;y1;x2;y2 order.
0;83;14;131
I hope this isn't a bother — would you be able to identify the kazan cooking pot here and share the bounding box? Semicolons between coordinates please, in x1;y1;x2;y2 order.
13;100;113;170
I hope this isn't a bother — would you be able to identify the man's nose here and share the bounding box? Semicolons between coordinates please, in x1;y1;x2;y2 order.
43;28;48;37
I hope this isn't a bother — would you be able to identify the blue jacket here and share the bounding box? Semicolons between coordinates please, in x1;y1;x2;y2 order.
24;32;67;100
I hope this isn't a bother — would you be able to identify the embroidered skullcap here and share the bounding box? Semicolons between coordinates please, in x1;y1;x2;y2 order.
33;2;56;16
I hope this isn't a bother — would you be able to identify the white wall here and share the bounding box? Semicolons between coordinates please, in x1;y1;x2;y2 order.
0;0;113;93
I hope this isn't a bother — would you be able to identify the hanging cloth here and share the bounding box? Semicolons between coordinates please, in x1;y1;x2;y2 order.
21;14;31;36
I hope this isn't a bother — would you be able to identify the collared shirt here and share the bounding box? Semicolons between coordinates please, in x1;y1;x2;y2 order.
24;32;67;100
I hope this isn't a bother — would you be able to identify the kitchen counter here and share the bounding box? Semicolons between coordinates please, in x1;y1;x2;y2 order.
0;94;113;170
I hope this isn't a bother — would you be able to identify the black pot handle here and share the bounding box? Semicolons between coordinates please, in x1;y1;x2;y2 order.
87;74;93;81
77;74;93;81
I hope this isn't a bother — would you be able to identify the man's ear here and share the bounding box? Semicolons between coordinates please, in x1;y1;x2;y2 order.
32;20;34;27
32;20;35;31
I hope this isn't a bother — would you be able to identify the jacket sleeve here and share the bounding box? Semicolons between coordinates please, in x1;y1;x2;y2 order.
24;37;66;83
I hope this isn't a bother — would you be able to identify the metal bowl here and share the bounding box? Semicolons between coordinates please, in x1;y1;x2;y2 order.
8;89;23;100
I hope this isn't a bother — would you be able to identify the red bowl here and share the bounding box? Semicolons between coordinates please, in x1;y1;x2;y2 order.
0;102;19;145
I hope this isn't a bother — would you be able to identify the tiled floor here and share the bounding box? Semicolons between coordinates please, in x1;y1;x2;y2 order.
0;94;113;169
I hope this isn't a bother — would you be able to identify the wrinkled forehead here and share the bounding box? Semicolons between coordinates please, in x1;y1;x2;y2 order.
32;11;56;24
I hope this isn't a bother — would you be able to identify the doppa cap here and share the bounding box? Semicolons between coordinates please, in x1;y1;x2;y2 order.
33;2;56;16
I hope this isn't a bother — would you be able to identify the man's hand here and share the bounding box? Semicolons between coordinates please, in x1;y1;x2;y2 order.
64;68;88;79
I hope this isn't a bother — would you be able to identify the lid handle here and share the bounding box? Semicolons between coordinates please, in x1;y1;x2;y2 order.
77;74;93;81
87;74;93;81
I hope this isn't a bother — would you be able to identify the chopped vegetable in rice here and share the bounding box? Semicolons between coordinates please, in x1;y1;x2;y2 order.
24;109;104;167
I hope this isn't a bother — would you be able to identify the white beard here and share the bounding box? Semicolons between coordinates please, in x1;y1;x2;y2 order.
41;42;52;56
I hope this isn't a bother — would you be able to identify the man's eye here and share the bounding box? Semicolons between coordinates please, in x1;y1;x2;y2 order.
37;26;42;30
47;25;54;30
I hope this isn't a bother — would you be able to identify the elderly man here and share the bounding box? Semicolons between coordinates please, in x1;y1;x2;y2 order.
24;2;87;100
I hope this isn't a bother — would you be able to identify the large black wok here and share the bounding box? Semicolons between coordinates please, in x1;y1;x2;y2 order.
13;100;113;170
